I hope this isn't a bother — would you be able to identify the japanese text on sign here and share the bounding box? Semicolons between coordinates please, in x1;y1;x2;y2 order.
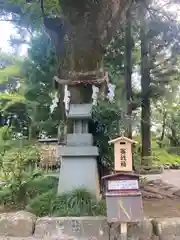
120;148;126;167
108;180;139;190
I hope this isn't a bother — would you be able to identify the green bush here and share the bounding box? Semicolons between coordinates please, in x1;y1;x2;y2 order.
133;137;180;167
2;144;40;170
91;199;106;216
21;145;41;166
27;176;58;199
0;188;13;206
52;193;70;216
166;147;180;156
53;189;106;217
26;189;57;216
92;101;123;171
0;174;58;209
0;142;47;208
53;189;95;217
152;147;180;165
27;188;106;217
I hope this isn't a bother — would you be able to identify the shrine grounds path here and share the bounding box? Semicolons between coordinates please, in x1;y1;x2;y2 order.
143;169;180;188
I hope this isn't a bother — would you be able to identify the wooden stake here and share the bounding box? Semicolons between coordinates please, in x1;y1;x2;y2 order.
120;223;127;240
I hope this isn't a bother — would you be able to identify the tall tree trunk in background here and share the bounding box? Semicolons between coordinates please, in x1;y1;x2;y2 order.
140;2;152;165
159;111;167;148
124;6;133;139
0;112;4;126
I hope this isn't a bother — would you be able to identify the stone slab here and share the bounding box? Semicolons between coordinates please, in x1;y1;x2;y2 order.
0;237;77;240
0;211;36;237
2;213;180;239
58;146;98;157
68;104;92;119
34;217;153;240
152;218;180;240
66;134;93;146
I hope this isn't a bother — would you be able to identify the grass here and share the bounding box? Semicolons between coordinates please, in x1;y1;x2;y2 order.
152;141;180;166
133;137;180;167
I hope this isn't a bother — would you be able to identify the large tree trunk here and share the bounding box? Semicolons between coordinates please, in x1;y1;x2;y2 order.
44;0;132;80
43;0;132;143
124;6;133;139
140;3;152;165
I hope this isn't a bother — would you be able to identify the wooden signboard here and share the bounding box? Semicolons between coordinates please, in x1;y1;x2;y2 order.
103;137;143;239
102;173;144;223
109;136;137;172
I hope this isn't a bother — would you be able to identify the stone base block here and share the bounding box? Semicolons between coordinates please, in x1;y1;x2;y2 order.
58;156;100;198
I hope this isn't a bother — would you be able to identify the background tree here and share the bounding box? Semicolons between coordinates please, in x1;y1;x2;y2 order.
22;31;62;139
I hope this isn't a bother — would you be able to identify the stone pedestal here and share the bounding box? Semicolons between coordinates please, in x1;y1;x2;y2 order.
58;146;99;198
58;104;100;198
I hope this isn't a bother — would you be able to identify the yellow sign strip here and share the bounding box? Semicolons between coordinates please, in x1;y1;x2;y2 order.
119;200;130;220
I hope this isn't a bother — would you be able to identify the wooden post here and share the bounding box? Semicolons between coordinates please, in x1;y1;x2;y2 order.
120;223;127;240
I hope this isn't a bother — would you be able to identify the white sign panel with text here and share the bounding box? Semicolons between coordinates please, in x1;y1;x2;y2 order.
108;180;139;190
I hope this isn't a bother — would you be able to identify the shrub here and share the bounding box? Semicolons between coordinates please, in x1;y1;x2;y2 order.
92;101;123;173
0;188;13;206
27;188;106;217
152;147;180;165
52;193;70;216
21;145;41;166
133;137;180;167
53;189;95;217
166;147;180;156
91;199;106;216
26;189;57;216
27;176;58;199
2;144;40;171
0;142;45;208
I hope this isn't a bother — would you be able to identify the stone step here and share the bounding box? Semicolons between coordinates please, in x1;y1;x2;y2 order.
0;237;77;240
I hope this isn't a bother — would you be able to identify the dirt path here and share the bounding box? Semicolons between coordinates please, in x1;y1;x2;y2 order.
142;169;180;188
141;170;180;218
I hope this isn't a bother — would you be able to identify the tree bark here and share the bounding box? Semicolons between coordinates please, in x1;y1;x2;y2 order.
170;127;178;147
42;1;132;144
140;3;152;165
124;6;133;139
159;111;167;148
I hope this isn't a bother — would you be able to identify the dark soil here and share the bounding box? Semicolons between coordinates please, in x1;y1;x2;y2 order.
142;179;180;218
143;198;180;218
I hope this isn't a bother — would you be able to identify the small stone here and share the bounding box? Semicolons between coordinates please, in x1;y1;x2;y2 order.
173;189;180;197
160;184;176;191
143;186;174;199
163;164;170;170
147;179;163;186
170;164;180;169
141;190;164;199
